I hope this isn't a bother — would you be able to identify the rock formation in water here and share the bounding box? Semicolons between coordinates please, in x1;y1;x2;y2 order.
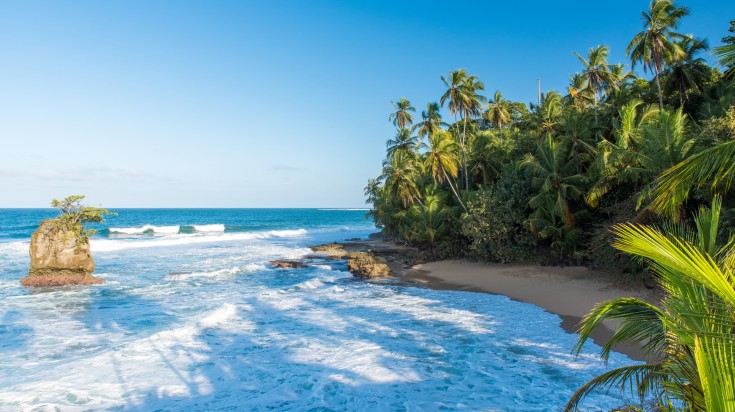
346;251;391;278
20;220;104;287
269;259;309;269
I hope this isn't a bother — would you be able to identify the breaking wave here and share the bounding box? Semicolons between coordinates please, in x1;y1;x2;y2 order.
92;229;308;252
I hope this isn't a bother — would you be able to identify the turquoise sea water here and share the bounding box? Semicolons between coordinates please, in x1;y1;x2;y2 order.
0;209;635;411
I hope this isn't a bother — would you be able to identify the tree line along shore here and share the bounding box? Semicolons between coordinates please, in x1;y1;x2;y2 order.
365;1;735;410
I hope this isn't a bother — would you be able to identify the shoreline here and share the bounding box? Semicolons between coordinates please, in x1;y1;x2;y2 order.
319;238;659;362
400;260;659;362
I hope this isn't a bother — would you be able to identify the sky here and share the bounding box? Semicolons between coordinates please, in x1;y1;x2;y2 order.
0;0;732;208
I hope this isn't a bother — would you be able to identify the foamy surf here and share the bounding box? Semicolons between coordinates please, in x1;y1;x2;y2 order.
191;224;225;232
109;225;180;235
91;229;308;252
0;209;634;411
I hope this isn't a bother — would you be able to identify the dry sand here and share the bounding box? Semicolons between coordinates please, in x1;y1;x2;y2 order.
400;260;659;361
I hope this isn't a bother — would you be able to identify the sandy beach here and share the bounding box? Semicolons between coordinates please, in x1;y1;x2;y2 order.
399;259;659;361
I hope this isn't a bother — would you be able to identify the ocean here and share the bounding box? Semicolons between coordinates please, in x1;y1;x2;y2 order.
0;208;635;411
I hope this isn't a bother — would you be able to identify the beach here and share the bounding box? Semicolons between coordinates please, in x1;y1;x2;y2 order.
400;259;659;361
312;237;659;361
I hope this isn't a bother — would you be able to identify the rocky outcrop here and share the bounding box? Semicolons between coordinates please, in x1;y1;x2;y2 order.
347;252;391;279
269;259;308;269
20;220;103;287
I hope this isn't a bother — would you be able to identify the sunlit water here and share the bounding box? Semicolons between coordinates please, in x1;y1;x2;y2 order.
0;209;636;411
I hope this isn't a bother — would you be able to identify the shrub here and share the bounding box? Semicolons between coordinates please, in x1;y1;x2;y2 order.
461;167;536;262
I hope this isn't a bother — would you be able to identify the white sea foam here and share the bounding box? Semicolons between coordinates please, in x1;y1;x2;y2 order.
0;240;28;255
165;264;266;281
165;267;240;281
192;224;225;232
109;225;180;235
293;278;325;290
0;218;637;411
91;229;308;252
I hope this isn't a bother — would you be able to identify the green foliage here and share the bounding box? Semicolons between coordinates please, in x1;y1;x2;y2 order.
49;195;115;244
461;167;536;262
568;199;735;411
364;6;735;281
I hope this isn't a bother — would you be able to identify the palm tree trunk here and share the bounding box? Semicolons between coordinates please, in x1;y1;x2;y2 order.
442;168;467;213
413;194;425;207
461;116;469;192
593;90;598;125
654;69;664;110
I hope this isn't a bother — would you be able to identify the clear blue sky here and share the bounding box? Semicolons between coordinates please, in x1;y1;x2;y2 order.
0;0;732;207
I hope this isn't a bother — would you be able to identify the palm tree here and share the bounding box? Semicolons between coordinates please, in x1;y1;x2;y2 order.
414;102;447;138
440;69;486;191
412;186;452;246
381;151;422;208
485;91;512;136
386;128;419;160
573;45;620;109
593;107;694;211
587;99;659;207
423;131;466;212
627;0;689;109
559;109;596;163
521;136;588;234
714;33;735;78
606;64;636;96
364;178;381;206
388;98;415;130
567;73;594;110
650;138;735;220
567;198;735;411
458;75;487;190
533;91;564;138
440;69;469;129
664;36;710;108
467;131;504;185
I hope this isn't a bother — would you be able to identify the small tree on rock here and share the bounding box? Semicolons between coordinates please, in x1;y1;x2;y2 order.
49;195;115;243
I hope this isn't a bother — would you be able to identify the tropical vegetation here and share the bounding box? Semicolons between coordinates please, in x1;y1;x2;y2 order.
365;1;735;409
49;195;115;244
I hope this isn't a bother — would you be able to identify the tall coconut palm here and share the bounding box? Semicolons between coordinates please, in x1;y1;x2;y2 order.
485;91;512;136
441;69;485;192
423;131;466;212
364;178;381;206
386;128;419;160
664;36;710;108
414;102;447;138
573;45;620;109
627;0;689;109
458;75;487;190
440;69;469;129
567;73;594;110
567;198;735;411
388;98;415;130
